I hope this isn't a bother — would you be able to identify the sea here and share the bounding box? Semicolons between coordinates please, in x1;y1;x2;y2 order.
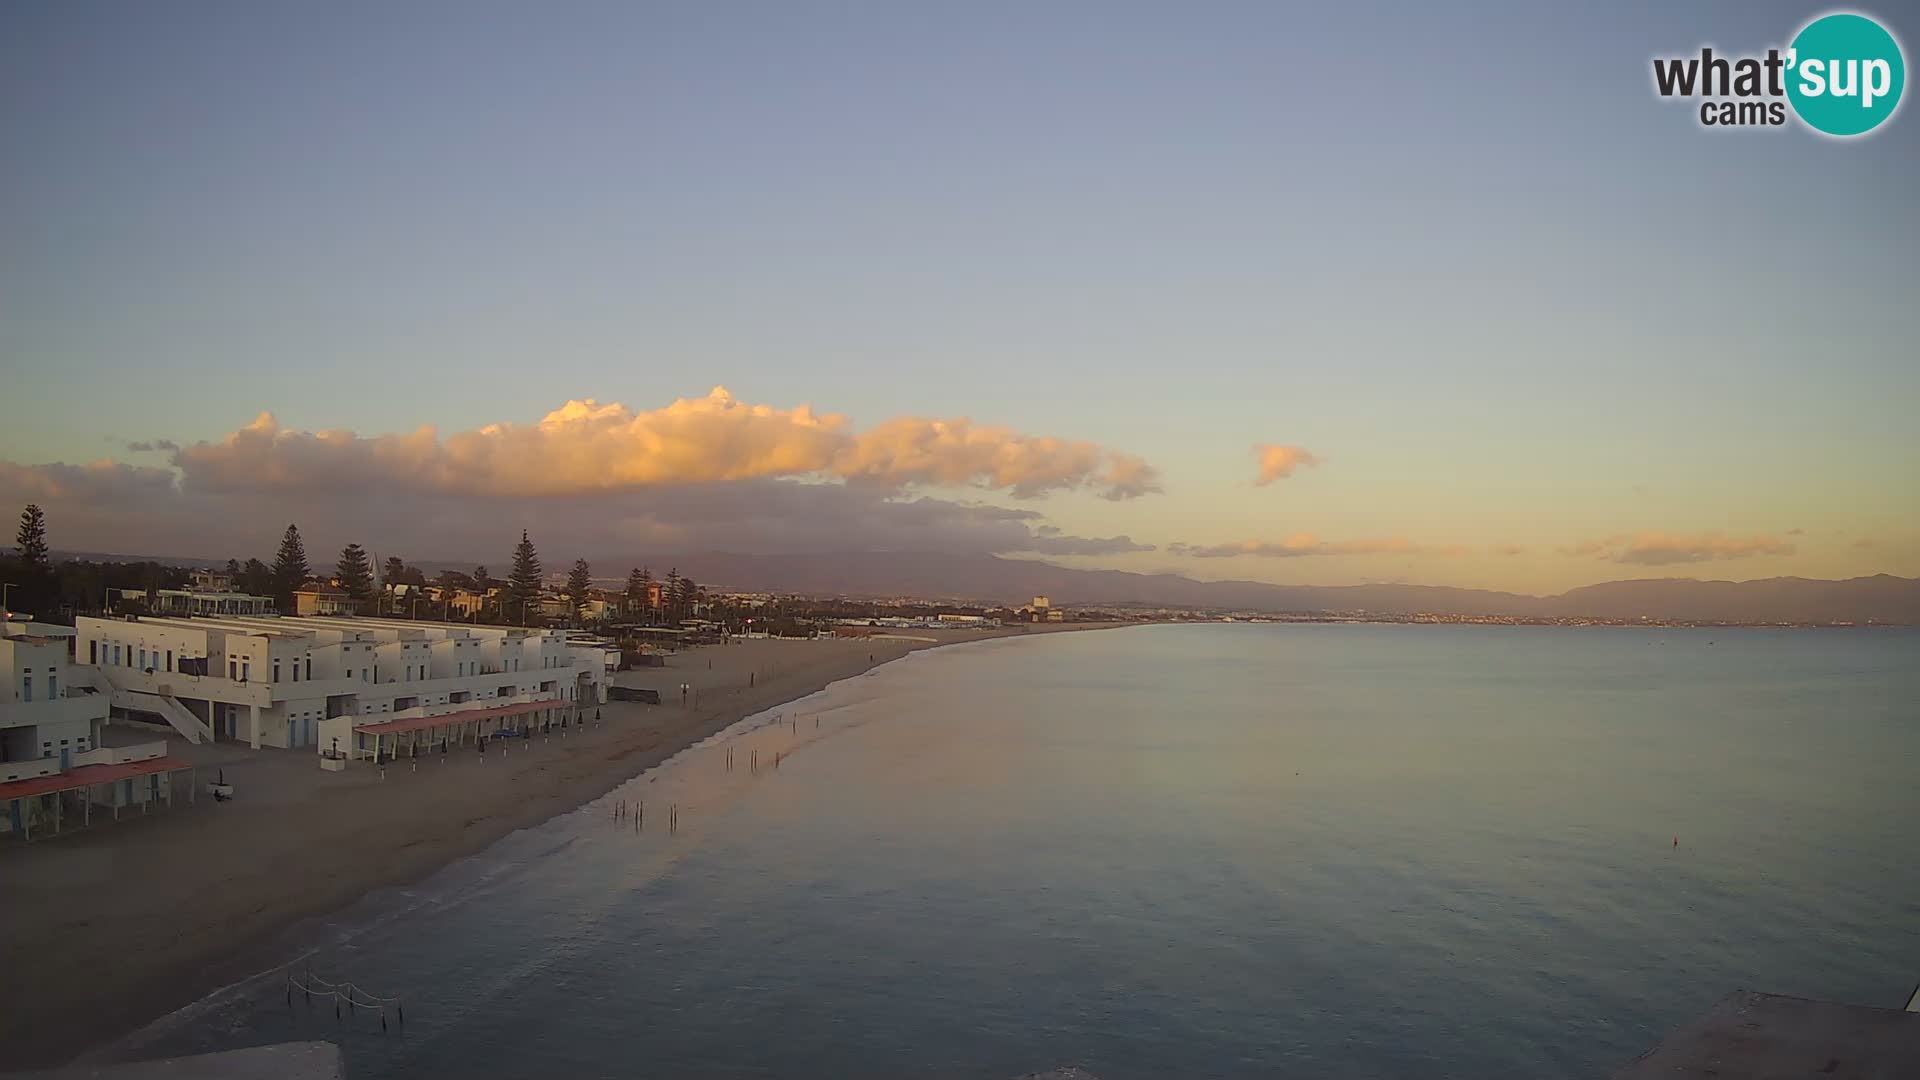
112;624;1920;1078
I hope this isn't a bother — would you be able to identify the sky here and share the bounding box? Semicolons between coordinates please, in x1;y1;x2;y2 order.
2;1;1916;594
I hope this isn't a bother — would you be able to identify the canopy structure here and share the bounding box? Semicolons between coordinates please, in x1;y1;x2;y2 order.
0;755;196;841
350;698;572;763
352;698;565;738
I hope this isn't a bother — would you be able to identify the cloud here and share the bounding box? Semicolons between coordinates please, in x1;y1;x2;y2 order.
0;457;1144;564
1253;444;1321;486
171;388;1160;501
1852;537;1876;549
1786;527;1804;536
1490;544;1526;556
1561;531;1796;565
125;439;180;453
1022;532;1155;555
0;459;180;502
1169;535;1465;559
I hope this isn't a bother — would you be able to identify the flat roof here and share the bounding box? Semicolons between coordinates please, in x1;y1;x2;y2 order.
0;755;193;802
1612;991;1920;1078
353;698;567;737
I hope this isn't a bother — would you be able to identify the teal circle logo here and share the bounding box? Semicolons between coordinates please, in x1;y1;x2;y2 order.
1787;13;1905;136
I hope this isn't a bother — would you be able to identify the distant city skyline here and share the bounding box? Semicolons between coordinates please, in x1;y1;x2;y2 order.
2;2;1915;592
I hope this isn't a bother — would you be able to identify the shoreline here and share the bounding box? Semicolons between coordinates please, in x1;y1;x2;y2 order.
0;622;1127;1070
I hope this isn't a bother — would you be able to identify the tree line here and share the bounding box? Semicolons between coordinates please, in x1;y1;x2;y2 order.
4;504;703;629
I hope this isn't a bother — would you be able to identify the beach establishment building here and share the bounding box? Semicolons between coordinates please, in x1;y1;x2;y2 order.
292;585;354;616
2;619;190;839
72;614;612;755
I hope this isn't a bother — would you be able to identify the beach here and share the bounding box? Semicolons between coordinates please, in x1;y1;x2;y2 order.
0;624;1105;1070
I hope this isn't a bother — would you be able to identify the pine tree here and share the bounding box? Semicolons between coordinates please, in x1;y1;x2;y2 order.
566;559;593;619
472;565;492;592
271;524;311;610
663;568;682;623
624;567;647;618
674;574;699;619
508;531;542;623
382;556;406;586
336;544;375;610
15;504;49;569
225;558;241;577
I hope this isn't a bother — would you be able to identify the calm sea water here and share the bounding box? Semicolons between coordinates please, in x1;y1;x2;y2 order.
120;625;1920;1078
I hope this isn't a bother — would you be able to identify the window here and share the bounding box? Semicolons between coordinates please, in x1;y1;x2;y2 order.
89;641;98;664
48;673;57;698
229;659;238;680
21;676;31;702
305;657;311;680
113;645;122;666
139;648;147;669
241;660;250;682
166;649;173;671
274;661;281;682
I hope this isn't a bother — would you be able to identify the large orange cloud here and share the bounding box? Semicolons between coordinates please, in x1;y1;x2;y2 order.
1560;531;1796;565
170;388;1160;500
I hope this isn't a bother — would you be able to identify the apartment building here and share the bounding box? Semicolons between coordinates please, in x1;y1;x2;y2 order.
1;621;110;782
74;613;610;752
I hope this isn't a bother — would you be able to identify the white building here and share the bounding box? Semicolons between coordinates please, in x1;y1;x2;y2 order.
2;621;110;781
73;613;610;753
0;619;190;839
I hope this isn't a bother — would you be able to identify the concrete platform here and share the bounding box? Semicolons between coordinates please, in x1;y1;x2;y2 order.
6;1042;342;1080
1613;991;1920;1079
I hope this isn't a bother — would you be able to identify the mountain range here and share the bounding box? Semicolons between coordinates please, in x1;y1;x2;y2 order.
24;547;1920;624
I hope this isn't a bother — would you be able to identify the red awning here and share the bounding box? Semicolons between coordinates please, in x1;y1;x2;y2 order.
353;698;567;737
0;756;193;802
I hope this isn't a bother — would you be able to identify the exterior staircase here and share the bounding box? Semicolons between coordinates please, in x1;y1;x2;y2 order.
75;665;213;744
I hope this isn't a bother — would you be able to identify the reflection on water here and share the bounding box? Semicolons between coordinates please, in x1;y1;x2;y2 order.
118;625;1920;1079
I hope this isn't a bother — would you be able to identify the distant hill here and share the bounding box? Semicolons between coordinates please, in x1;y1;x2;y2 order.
31;546;1919;624
497;551;1919;625
1543;574;1920;624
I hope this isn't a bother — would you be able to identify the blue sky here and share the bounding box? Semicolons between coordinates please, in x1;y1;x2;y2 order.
2;2;1915;590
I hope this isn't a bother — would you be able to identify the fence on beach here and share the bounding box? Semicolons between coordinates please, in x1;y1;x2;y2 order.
286;966;405;1032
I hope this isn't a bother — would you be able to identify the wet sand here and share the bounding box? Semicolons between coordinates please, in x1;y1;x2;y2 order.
0;624;1111;1069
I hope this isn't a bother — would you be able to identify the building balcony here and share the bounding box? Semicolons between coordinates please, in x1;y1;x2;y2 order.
0;692;111;731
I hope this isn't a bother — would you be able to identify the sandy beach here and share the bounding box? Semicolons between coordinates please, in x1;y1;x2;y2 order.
0;623;1109;1070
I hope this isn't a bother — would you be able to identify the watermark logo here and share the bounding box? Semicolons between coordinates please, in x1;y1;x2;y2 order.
1652;10;1905;137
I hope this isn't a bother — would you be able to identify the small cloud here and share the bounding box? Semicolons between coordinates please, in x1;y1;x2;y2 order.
125;439;179;453
1786;528;1804;536
1490;544;1526;556
1560;531;1796;566
1853;537;1875;549
1253;444;1321;486
1171;535;1461;559
1022;533;1155;556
